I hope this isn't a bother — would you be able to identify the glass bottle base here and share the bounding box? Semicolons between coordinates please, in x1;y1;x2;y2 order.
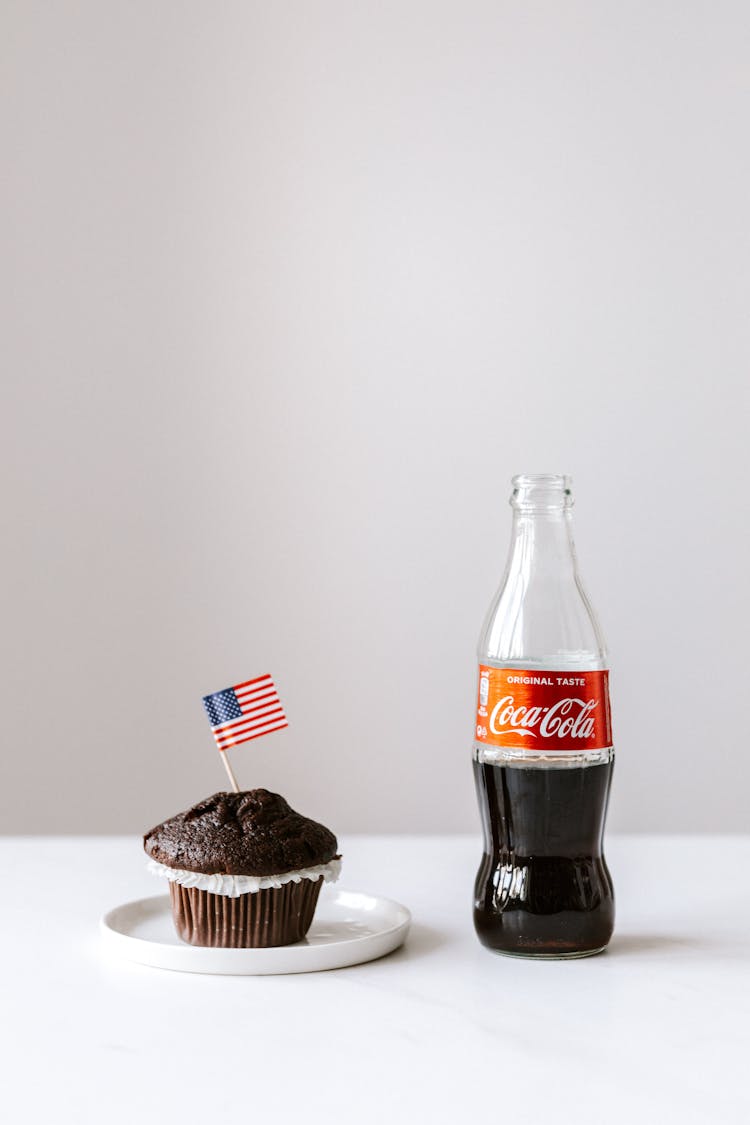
484;944;608;961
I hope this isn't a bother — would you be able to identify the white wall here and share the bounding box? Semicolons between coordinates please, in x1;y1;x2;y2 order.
2;1;748;834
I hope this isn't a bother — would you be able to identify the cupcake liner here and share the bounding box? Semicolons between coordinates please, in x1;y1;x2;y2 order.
149;856;341;896
168;875;324;948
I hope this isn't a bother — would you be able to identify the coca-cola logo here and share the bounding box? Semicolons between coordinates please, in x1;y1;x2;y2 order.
489;695;599;740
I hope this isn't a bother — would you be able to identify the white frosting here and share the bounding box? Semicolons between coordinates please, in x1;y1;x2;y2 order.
148;857;341;898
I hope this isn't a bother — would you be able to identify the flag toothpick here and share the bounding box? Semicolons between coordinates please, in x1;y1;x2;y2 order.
202;674;288;791
219;749;241;794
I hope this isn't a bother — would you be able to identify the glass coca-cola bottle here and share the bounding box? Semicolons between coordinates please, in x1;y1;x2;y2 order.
473;474;615;958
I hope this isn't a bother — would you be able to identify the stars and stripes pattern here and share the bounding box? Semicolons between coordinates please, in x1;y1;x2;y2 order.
202;674;288;751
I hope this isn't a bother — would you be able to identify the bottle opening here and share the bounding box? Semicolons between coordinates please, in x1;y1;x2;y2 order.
511;473;573;511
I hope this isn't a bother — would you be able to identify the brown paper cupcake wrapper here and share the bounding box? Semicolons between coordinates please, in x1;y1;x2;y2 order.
169;876;323;948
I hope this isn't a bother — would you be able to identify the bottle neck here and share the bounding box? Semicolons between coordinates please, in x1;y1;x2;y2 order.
507;475;578;580
507;508;578;580
479;473;606;669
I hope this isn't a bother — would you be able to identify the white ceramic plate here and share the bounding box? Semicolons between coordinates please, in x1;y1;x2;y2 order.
100;887;411;975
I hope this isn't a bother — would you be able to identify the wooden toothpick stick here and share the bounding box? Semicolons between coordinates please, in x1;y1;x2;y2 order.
220;749;240;793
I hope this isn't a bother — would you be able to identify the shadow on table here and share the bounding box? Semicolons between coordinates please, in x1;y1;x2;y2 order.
607;933;709;958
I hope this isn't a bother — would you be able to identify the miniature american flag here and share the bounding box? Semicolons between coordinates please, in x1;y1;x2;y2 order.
202;674;288;751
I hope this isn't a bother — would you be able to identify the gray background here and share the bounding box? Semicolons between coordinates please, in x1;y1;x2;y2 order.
2;1;748;834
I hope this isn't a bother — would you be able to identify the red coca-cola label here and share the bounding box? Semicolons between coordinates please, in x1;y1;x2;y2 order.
475;666;612;752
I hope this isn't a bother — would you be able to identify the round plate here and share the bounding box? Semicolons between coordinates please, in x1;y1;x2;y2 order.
100;888;411;975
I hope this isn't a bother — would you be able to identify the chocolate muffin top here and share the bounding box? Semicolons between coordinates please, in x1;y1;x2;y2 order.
144;789;338;876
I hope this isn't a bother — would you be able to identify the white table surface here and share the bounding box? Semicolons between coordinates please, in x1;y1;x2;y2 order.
2;835;748;1124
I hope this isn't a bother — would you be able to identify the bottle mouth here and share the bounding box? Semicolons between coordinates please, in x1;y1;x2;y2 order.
510;474;573;511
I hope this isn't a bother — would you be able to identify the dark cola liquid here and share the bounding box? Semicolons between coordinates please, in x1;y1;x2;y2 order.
473;759;614;957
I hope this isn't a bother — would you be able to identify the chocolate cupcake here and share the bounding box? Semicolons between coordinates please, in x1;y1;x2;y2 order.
144;789;340;948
